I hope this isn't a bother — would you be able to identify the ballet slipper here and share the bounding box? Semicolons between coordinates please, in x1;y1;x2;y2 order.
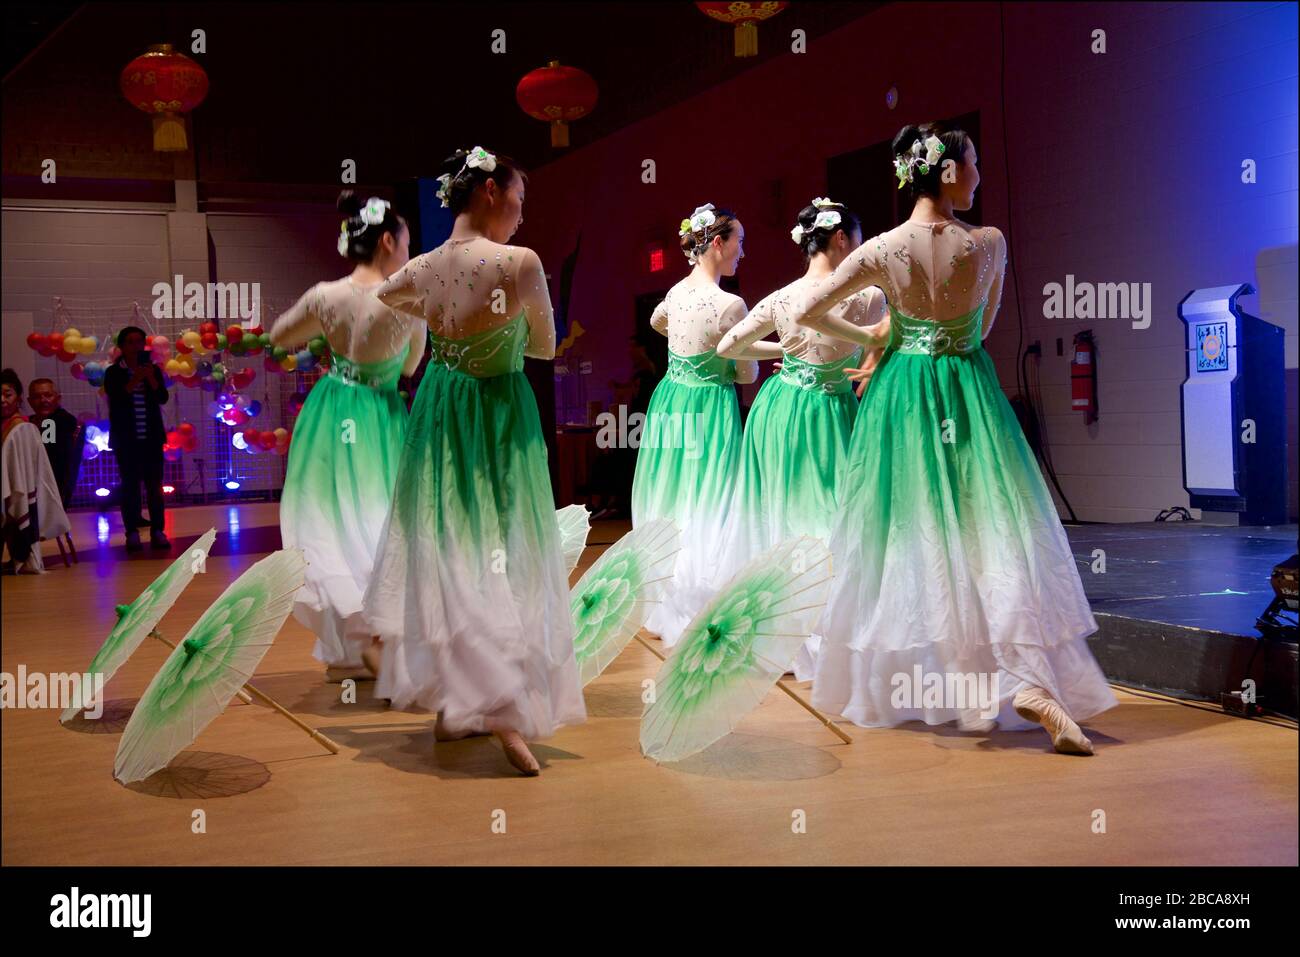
434;714;489;742
1013;686;1094;755
496;731;540;776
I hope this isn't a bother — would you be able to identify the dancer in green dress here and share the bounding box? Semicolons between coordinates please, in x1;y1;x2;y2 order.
788;123;1116;754
630;204;768;647
363;147;583;776
716;199;889;679
272;192;425;679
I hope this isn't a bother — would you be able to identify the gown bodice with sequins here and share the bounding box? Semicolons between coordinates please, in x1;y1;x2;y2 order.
793;219;1008;340
271;277;422;368
650;279;758;384
890;302;986;356
328;346;411;390
426;311;528;378
372;236;556;362
735;279;886;366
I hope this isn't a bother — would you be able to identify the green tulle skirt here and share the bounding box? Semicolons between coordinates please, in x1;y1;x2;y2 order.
631;351;743;646
280;355;408;667
363;315;585;740
811;306;1116;729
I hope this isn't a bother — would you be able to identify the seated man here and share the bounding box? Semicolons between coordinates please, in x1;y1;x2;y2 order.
27;378;82;508
2;368;71;573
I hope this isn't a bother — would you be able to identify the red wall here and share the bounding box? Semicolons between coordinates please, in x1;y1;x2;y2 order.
518;1;1299;522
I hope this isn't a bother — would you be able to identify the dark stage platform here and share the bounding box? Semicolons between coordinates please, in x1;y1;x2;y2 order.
1067;522;1299;718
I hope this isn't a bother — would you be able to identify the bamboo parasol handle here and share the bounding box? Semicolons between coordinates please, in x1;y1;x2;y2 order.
236;680;341;754
149;630;339;754
632;633;851;744
773;679;852;744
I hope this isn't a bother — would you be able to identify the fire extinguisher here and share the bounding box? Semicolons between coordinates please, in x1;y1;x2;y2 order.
1070;330;1098;423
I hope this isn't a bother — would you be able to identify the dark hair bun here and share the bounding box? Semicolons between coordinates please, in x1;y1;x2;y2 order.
891;125;922;156
794;201;861;258
336;190;363;217
436;147;528;217
336;191;404;264
678;206;740;263
891;121;970;201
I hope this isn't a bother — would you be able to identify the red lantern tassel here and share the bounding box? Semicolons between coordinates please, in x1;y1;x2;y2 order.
735;22;758;57
152;113;188;152
550;120;569;148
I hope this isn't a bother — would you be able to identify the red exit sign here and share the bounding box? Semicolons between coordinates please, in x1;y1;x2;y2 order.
648;244;665;273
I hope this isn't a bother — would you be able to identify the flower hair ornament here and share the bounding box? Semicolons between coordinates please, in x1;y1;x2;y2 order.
893;134;946;189
338;197;392;257
436;145;499;208
791;201;844;245
679;203;718;264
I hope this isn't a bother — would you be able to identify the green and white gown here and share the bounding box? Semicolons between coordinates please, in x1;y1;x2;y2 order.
272;278;426;668
631;281;757;647
715;281;888;679
791;221;1116;729
363;238;585;740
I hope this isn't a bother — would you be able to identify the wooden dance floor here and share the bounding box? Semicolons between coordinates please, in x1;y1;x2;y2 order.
3;504;1296;866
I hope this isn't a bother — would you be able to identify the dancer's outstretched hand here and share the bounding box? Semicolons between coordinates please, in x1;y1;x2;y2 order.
846;365;873;397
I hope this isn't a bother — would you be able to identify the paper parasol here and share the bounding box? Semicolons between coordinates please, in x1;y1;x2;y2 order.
572;518;680;686
60;528;217;724
640;536;833;763
113;548;307;784
557;504;592;576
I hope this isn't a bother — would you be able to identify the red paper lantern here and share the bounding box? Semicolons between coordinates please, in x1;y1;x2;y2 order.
120;44;209;152
696;2;789;57
516;60;598;148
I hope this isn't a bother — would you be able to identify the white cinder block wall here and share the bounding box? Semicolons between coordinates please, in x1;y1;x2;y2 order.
999;2;1298;522
1;201;346;496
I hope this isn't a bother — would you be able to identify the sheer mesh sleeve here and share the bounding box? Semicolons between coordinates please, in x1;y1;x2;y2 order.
374;260;427;320
650;299;669;337
982;228;1008;340
717;293;784;360
716;298;759;383
790;243;892;347
271;282;325;347
516;248;556;360
401;318;427;377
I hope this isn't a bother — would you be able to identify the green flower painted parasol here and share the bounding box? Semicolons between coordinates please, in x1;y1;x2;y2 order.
60;528;217;724
114;548;308;784
640;536;835;763
572;518;680;686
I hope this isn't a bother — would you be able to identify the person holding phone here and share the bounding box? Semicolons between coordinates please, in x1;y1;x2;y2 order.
104;325;170;551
